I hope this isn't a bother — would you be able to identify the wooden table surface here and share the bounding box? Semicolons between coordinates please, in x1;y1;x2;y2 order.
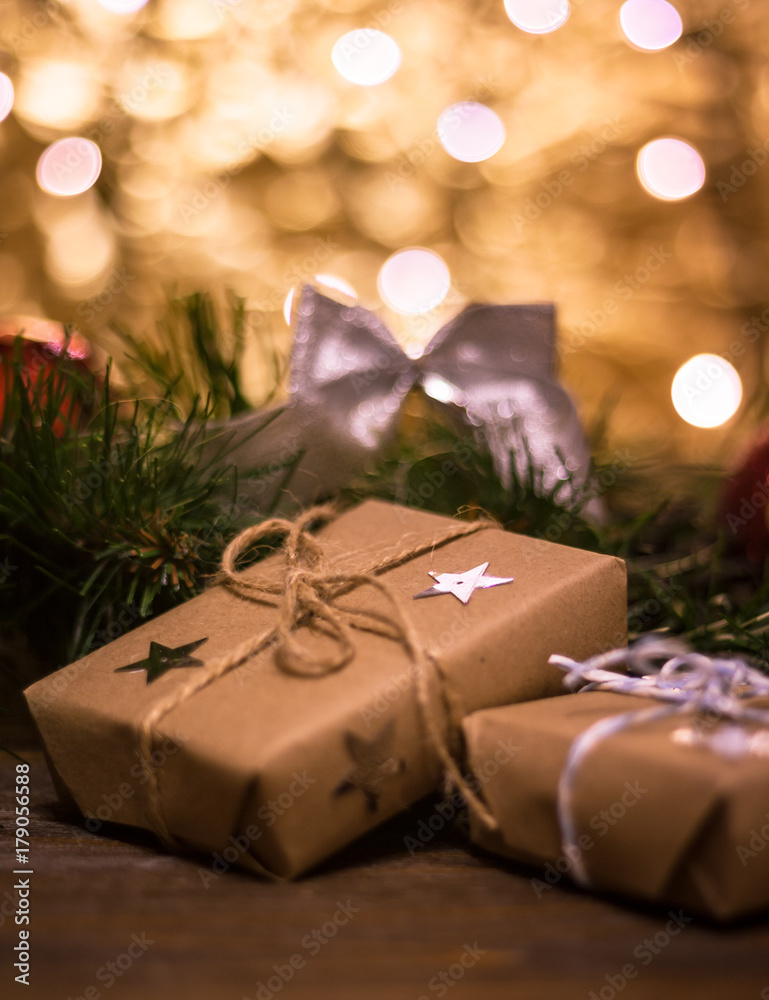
2;721;769;1000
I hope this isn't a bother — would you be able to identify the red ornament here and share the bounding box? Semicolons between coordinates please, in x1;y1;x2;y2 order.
719;427;769;563
0;317;92;437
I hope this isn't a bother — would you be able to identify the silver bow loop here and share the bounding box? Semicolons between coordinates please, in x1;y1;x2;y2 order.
550;639;769;887
551;638;769;712
291;284;415;450
209;284;593;511
416;300;590;495
291;286;591;496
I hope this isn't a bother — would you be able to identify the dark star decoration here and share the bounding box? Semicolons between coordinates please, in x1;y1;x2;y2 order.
114;637;208;684
334;718;405;811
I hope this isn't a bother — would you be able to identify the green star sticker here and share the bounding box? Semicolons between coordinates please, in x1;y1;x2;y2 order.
114;637;208;685
334;719;404;811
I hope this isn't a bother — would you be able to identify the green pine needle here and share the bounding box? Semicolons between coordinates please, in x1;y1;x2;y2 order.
0;307;294;673
3;293;769;687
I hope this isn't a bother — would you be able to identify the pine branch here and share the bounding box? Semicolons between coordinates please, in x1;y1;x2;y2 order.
0;329;294;674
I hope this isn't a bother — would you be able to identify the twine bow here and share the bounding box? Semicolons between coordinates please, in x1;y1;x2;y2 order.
549;638;769;886
138;504;500;849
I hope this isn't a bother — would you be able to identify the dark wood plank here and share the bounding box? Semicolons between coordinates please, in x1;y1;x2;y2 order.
2;729;769;1000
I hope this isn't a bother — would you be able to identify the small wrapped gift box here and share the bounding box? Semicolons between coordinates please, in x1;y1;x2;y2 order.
462;645;769;920
25;500;626;878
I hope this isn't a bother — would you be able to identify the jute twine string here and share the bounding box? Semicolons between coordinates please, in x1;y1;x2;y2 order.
137;504;500;849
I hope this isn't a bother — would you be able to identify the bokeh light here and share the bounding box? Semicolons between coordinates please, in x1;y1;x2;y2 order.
115;60;192;121
36;139;103;197
671;354;742;428
378;249;451;315
283;274;357;324
332;30;401;86
0;74;13;124
503;0;570;34
636;138;706;201
437;103;506;163
619;0;683;51
15;60;99;131
0;0;765;462
96;0;149;11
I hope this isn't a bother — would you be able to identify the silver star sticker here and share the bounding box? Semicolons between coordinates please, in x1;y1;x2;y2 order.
413;562;514;605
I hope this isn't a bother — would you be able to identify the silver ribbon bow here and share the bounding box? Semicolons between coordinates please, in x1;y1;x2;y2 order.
219;285;592;510
549;639;769;886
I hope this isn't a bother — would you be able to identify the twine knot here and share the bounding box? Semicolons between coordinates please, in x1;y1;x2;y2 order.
137;503;499;852
217;504;360;676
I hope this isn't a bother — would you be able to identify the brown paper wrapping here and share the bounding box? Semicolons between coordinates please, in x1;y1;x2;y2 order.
24;500;626;878
463;691;769;920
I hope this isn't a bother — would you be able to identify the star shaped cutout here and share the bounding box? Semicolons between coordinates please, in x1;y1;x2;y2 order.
413;561;514;605
114;638;208;685
334;719;404;811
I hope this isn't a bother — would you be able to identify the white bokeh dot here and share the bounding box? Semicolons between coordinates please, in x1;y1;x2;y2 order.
332;30;401;86
637;137;706;200
0;73;13;124
619;0;683;51
437;103;506;163
96;0;149;11
378;248;451;315
283;275;357;324
504;0;570;34
36;138;103;197
671;354;742;428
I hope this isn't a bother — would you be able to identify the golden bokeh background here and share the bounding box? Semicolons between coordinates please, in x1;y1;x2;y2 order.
1;0;768;464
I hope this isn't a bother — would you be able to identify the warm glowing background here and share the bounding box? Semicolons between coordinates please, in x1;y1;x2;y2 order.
0;0;767;462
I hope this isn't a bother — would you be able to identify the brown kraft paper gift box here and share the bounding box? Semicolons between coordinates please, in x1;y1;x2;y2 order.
24;499;626;878
463;691;769;920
